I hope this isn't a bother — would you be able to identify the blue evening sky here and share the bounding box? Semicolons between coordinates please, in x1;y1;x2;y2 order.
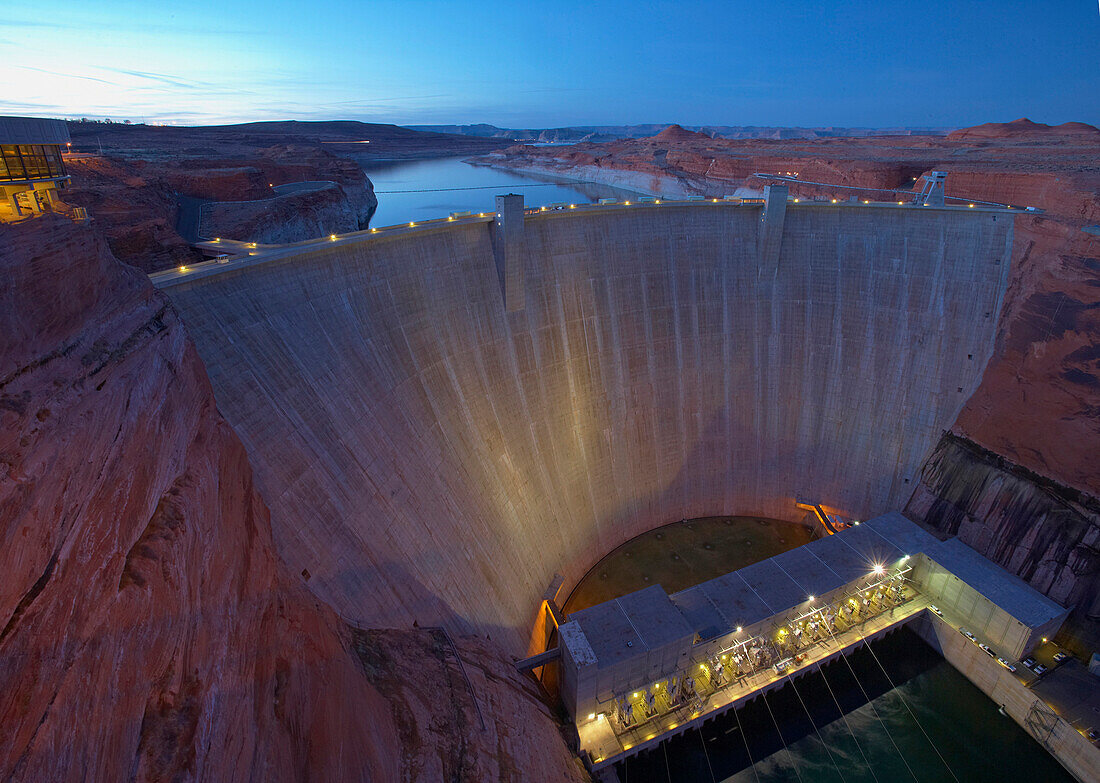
2;0;1097;127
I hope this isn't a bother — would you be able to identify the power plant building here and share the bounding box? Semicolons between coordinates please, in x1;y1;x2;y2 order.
559;513;1068;766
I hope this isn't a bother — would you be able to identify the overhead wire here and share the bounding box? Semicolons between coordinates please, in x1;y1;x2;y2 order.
864;635;961;783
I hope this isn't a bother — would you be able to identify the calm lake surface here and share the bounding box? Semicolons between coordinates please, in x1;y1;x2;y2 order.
615;629;1072;783
360;155;645;228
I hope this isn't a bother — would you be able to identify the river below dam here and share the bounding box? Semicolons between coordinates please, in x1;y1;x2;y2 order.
359;155;644;228
615;628;1073;783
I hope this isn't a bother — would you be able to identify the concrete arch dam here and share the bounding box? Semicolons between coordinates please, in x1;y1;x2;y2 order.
158;200;1012;653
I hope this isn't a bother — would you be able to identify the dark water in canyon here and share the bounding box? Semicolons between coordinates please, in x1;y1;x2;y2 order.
359;155;644;227
615;629;1072;783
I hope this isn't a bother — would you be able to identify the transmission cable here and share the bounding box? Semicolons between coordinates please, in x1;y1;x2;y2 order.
374;183;561;193
696;725;718;783
778;662;849;783
815;655;883;783
863;634;961;783
759;685;805;783
820;611;919;783
731;699;762;783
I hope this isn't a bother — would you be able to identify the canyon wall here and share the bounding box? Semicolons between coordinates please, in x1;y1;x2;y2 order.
201;181;374;244
63;145;378;273
906;435;1100;642
0;216;583;782
902;169;1100;649
160;204;1012;653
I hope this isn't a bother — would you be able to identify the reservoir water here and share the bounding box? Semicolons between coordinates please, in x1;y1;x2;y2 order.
615;629;1073;783
359;155;645;228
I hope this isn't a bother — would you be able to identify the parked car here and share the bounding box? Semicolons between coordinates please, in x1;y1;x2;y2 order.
1033;663;1048;675
978;643;995;657
1053;652;1069;663
1022;657;1037;668
960;628;977;642
996;657;1016;672
1087;728;1099;742
929;605;943;617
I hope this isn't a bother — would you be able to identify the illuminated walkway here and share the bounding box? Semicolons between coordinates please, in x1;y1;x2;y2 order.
579;590;930;768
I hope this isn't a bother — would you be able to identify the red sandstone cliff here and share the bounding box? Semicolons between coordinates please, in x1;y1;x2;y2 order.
0;215;397;780
62;143;377;273
651;124;712;142
946;117;1100;140
0;216;586;782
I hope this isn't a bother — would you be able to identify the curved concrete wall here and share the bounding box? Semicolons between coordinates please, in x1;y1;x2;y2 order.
162;204;1012;651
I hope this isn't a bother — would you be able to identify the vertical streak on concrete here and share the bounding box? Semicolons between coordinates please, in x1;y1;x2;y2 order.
492;193;526;312
758;185;789;280
161;207;1015;650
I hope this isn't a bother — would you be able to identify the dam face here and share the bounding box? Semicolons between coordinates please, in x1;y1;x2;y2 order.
161;203;1012;651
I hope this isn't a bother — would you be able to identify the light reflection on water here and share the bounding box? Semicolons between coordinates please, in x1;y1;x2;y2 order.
358;155;646;228
617;629;1073;783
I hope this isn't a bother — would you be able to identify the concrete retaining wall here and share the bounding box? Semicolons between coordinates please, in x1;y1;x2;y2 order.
915;613;1100;782
163;204;1012;651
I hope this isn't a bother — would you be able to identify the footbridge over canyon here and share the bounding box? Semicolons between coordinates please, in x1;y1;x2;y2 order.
152;191;1014;654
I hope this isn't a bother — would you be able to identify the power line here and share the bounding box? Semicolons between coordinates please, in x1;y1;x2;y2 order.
731;701;762;783
749;173;1014;208
374;183;563;193
760;687;806;783
816;660;883;783
821;618;919;783
696;724;718;783
781;667;849;783
863;636;961;783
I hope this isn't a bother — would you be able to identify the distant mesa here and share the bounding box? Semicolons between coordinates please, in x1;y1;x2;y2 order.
651;124;711;142
947;117;1100;140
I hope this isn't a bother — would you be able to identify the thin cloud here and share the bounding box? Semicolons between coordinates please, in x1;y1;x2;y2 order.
0;17;252;37
329;94;454;105
12;65;118;86
518;87;593;94
0;98;70;113
96;67;212;90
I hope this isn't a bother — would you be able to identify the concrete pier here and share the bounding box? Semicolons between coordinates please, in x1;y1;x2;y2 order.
156;199;1014;651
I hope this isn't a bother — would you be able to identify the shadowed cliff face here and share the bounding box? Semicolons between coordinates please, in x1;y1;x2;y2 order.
906;434;1100;648
63;144;377;273
201;180;373;245
0;217;584;782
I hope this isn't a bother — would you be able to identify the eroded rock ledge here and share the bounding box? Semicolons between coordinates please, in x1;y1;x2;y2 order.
907;432;1100;650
